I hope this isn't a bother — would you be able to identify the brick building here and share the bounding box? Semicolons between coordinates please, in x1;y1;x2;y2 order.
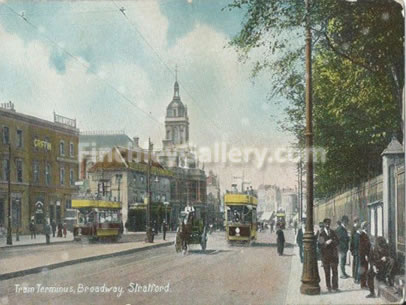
0;102;79;234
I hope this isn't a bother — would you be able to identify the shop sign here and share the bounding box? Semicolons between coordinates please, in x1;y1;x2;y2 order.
34;139;52;151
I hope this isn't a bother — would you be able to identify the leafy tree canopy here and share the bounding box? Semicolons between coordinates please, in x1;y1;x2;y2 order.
228;0;404;197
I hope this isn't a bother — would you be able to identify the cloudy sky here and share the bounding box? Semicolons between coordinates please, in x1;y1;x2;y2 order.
0;0;298;190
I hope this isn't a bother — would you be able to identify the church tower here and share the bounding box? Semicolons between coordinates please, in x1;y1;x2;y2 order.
163;75;189;149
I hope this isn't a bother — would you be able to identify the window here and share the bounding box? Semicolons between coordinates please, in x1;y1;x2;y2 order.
16;159;23;183
60;167;65;185
45;163;51;185
33;161;39;184
70;142;74;157
69;168;74;185
16;130;23;148
2;159;9;181
59;141;65;156
3;126;9;144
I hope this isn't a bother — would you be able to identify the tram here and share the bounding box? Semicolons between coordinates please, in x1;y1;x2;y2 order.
72;198;123;242
224;193;257;245
276;211;286;229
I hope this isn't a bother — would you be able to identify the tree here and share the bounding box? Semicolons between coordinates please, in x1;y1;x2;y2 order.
228;0;404;197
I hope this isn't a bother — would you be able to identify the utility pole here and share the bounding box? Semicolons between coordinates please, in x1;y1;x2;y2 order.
7;143;12;245
145;138;154;243
300;0;320;295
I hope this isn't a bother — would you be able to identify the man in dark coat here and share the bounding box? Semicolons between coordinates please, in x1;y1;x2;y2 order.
359;221;371;289
335;216;350;278
318;218;340;292
366;237;395;298
350;217;360;280
51;219;56;237
296;223;304;263
276;225;285;256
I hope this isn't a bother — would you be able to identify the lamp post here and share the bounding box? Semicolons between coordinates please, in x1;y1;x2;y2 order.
16;199;20;242
300;0;320;295
145;138;154;243
6;143;12;245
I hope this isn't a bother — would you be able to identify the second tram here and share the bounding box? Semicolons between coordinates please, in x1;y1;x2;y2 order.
224;193;257;245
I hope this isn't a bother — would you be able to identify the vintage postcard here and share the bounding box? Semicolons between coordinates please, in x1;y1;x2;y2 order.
0;0;405;304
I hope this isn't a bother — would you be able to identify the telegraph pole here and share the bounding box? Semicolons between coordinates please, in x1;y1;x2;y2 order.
7;143;12;245
145;138;154;243
300;0;320;295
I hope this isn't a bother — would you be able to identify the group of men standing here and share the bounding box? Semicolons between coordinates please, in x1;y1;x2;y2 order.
296;216;395;297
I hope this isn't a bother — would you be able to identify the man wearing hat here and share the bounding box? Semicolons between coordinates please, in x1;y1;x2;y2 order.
318;218;340;292
335;216;350;278
359;221;371;289
350;217;360;281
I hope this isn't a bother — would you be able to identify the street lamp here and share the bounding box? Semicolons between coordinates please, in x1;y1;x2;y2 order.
300;0;320;295
6;143;12;245
145;138;154;243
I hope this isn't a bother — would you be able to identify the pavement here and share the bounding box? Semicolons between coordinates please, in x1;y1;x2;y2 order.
0;232;75;248
285;242;398;305
0;232;175;280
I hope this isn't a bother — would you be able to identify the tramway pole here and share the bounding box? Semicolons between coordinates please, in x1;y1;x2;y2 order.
300;0;320;295
7;143;12;245
145;138;154;243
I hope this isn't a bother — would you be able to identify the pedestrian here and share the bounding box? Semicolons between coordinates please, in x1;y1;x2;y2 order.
57;223;63;237
63;222;67;238
294;220;298;234
270;219;275;233
316;222;325;262
350;217;360;280
44;220;51;244
163;220;167;241
296;222;304;263
366;237;395;298
359;221;371;289
276;225;285;256
51;219;56;237
335;216;350;279
29;219;36;239
318;218;339;292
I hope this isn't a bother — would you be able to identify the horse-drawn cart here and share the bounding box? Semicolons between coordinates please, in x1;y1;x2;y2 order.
175;206;207;254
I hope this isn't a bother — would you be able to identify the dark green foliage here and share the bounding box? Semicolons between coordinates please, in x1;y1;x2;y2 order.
228;0;404;198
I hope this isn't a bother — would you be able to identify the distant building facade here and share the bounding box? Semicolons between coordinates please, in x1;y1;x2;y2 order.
0;102;79;234
207;170;222;227
86;147;172;230
281;187;298;224
257;184;281;214
79;131;141;180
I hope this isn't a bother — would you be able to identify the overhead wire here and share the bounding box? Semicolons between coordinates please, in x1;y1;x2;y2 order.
1;2;165;139
111;0;227;140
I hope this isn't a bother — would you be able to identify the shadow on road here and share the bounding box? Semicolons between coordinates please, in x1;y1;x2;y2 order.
251;242;295;248
186;249;231;255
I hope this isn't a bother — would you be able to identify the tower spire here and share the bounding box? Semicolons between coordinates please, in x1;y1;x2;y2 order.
174;64;180;97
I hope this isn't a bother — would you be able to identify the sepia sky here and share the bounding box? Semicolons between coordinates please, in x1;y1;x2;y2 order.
0;0;298;190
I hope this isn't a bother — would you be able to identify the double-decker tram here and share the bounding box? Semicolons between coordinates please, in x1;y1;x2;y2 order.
224;193;257;245
72;198;123;242
276;210;286;229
